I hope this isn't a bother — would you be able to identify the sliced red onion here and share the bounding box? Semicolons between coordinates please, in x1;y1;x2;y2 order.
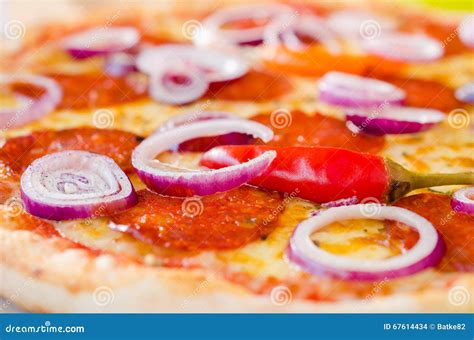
148;61;209;105
458;15;474;49
451;186;474;215
326;10;396;40
263;14;341;54
63;26;140;59
455;82;474;104
132;119;275;196
318;71;405;108
104;52;137;77
156;111;253;152
137;44;248;83
346;106;445;135
194;3;295;46
20;151;137;221
288;205;445;281
0;74;62;129
362;33;444;62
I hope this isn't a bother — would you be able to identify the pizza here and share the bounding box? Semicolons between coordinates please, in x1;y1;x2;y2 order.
1;0;473;313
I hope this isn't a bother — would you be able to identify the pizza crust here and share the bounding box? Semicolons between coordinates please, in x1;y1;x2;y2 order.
1;227;472;312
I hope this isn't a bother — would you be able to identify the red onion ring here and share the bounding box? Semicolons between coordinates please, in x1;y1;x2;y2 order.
362;33;444;62
318;71;405;108
63;26;140;59
459;15;474;49
346;106;445;135
20;151;137;221
1;74;62;129
263;14;341;54
455;82;474;104
326;10;396;40
288;205;445;281
148;61;209;105
451;186;474;215
104;52;137;77
137;44;249;83
156;111;253;151
132;119;276;196
194;3;295;46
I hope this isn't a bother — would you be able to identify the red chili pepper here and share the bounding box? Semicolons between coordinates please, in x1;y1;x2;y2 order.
201;145;474;203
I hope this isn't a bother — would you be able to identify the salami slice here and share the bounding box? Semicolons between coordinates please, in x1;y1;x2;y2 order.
251;110;385;153
110;187;284;250
0;128;140;176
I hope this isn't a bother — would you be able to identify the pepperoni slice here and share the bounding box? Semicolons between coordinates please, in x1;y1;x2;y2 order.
48;73;147;110
395;193;474;272
110;187;284;251
12;73;145;111
373;76;462;112
251;110;385;153
0;127;140;176
207;70;292;101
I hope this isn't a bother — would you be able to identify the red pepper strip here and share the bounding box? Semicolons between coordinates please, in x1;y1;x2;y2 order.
200;145;389;203
201;145;474;203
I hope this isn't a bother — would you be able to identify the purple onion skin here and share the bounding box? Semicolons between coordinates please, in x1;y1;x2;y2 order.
66;49;106;59
451;198;474;215
20;187;138;221
174;133;254;152
347;114;436;136
286;233;445;281
238;39;264;46
319;90;404;109
135;164;261;197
